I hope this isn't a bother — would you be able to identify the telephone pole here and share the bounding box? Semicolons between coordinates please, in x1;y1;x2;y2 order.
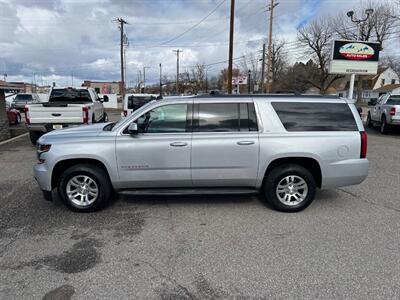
173;49;182;95
114;17;128;100
143;66;150;92
159;63;162;97
227;0;235;94
266;0;278;93
260;43;266;93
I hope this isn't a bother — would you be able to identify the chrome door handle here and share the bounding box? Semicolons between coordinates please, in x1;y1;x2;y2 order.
170;142;188;147
237;141;255;145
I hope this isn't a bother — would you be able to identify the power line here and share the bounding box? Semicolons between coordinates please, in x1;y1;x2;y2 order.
156;0;227;47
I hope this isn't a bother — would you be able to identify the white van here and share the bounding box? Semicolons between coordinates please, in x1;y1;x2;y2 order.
122;93;158;117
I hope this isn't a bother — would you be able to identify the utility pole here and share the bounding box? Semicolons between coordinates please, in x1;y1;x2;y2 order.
266;0;278;93
143;66;150;92
159;63;162;97
247;70;251;94
260;43;266;93
114;17;128;100
173;49;182;95
71;71;74;87
227;0;235;94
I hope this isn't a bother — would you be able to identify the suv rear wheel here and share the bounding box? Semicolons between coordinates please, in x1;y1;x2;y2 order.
263;164;316;212
58;164;112;212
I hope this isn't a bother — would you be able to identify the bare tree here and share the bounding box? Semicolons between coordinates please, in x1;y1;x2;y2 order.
239;52;259;92
297;18;343;94
270;40;287;91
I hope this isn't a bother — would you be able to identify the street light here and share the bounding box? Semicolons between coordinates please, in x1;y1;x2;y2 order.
346;8;374;27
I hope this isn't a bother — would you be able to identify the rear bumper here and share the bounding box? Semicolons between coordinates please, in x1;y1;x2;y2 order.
322;159;368;189
388;116;400;125
28;123;82;132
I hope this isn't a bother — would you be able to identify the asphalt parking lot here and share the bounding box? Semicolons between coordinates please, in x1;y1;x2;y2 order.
1;118;400;299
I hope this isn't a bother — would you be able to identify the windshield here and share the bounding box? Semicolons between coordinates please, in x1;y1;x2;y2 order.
387;97;400;105
14;94;33;101
49;88;92;103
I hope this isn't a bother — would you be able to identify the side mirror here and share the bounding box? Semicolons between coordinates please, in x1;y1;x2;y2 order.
102;95;109;102
127;122;138;135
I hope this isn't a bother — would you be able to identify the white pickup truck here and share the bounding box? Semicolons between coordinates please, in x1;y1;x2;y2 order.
25;87;109;144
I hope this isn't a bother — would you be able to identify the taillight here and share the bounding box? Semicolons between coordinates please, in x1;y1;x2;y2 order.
360;131;367;159
24;105;30;125
123;110;127;117
82;106;89;124
390;107;396;116
37;144;51;163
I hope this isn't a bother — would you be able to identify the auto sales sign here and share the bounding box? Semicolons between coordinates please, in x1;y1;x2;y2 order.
329;40;380;75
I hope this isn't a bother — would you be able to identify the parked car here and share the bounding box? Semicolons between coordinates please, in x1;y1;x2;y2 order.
33;95;368;213
122;93;158;117
366;93;400;134
6;105;22;125
25;87;109;145
12;93;40;111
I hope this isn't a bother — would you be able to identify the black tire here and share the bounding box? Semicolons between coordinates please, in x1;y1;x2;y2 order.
263;164;316;212
58;164;112;212
366;112;373;128
92;114;96;124
29;131;42;145
102;112;109;122
380;115;389;134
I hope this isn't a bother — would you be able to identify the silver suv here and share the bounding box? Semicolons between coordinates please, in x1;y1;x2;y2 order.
34;95;368;212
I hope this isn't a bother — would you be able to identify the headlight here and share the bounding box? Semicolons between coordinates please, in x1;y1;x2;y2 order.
37;144;51;163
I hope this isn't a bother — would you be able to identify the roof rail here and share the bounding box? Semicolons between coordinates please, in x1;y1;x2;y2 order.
193;93;340;99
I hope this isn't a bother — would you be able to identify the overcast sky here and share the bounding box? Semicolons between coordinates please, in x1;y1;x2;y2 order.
0;0;395;86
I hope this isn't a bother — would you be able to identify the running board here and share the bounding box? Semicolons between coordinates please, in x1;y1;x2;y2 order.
118;188;259;197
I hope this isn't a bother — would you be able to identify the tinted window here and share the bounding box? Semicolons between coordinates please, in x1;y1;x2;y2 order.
49;88;92;103
272;102;357;131
128;96;156;110
136;104;187;133
14;94;33;101
195;103;258;132
386;97;400;105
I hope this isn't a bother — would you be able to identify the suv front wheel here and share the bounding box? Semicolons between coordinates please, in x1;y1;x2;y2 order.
58;164;112;212
263;164;316;212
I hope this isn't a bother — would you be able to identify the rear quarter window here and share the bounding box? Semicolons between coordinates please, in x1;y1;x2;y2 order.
271;102;358;132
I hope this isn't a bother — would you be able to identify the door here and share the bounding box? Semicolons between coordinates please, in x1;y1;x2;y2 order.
191;102;259;187
372;95;386;121
116;103;192;188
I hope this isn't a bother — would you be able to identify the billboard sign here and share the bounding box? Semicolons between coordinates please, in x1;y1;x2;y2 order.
329;40;380;75
232;76;247;85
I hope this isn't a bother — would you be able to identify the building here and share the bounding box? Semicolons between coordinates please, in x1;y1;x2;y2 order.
82;80;121;94
0;81;23;141
336;67;400;101
372;83;400;96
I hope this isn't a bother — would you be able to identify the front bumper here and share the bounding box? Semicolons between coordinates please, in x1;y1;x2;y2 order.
33;163;52;191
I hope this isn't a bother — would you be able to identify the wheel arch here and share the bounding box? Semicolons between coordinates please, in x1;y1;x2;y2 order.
51;158;112;189
262;157;322;188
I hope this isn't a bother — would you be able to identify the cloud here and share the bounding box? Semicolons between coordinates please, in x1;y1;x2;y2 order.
0;0;384;86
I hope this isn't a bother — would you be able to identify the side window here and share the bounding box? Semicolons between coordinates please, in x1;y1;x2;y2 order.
136;104;188;133
195;103;258;132
271;102;358;132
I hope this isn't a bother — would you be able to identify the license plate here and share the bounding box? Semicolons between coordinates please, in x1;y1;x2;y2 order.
53;124;63;130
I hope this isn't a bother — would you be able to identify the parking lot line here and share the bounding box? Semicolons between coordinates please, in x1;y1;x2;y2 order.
0;132;28;146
